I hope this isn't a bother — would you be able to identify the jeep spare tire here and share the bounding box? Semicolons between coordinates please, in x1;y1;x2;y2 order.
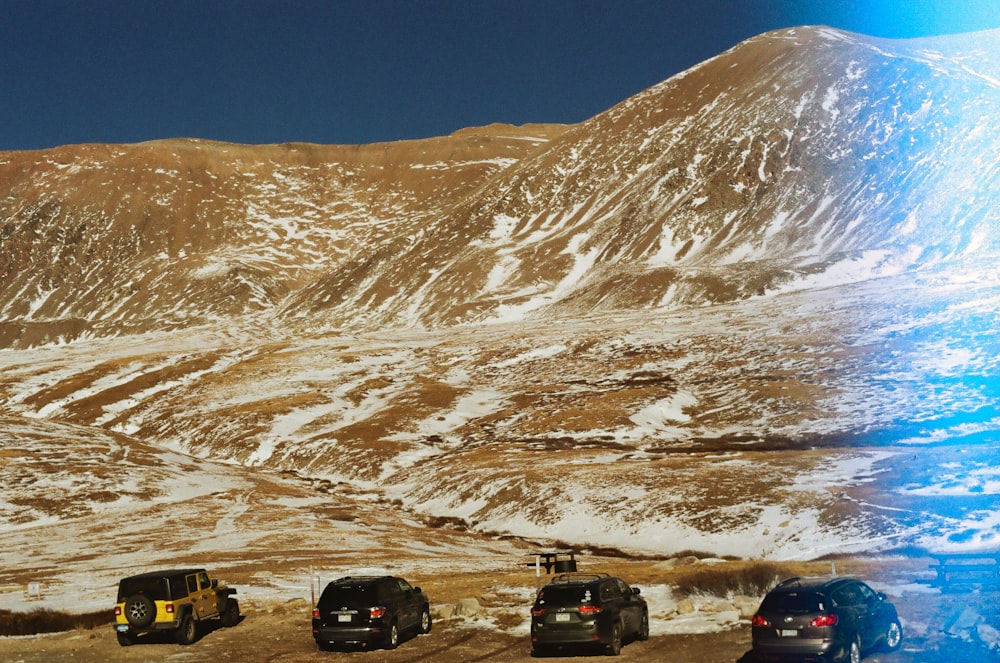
124;594;156;628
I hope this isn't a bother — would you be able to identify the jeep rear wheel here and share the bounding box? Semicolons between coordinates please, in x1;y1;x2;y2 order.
124;594;155;628
175;615;197;645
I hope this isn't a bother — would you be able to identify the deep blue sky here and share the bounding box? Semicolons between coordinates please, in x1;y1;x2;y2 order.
3;0;999;151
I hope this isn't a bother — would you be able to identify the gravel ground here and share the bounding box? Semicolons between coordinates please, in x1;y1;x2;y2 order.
2;601;997;663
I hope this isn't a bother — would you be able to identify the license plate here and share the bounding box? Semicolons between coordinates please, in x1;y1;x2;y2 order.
116;625;129;633
556;613;570;622
779;629;798;637
338;614;352;622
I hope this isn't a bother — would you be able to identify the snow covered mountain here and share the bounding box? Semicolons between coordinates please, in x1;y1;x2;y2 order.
1;26;998;569
4;27;997;342
285;26;1000;330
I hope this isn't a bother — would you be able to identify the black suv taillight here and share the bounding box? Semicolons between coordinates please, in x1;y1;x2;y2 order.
809;614;838;627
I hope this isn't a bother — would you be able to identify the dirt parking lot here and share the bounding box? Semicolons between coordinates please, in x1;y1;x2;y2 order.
2;591;997;663
3;556;998;663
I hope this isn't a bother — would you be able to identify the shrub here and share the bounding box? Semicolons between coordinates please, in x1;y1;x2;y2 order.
0;608;111;636
671;562;786;598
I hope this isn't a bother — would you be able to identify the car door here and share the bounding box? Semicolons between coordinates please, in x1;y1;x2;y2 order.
599;580;626;632
853;582;885;649
394;578;419;631
188;572;216;619
378;579;405;630
615;579;641;632
831;582;866;646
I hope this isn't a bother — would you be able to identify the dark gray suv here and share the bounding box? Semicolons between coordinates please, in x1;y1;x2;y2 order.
530;573;649;656
751;576;902;663
311;575;431;650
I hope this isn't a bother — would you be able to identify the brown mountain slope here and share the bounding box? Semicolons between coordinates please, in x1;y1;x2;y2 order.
0;125;566;347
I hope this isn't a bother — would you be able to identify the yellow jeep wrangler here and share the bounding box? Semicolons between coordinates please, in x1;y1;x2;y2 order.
114;568;240;646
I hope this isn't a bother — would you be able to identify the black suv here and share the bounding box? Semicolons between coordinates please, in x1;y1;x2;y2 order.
312;575;431;650
530;573;649;656
114;568;240;646
751;576;902;662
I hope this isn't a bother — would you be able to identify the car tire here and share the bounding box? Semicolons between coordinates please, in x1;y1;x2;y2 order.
220;598;240;627
116;631;136;647
847;635;861;663
175;615;198;645
605;621;622;656
418;607;432;634
124;594;156;628
385;621;399;650
882;618;903;652
637;610;649;641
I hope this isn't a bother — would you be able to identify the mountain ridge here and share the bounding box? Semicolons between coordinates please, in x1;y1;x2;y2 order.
5;26;997;346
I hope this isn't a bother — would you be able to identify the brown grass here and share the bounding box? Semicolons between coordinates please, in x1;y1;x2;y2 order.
671;561;787;597
0;608;111;636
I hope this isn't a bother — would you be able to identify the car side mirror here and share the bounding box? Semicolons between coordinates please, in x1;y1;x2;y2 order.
212;579;219;588
875;591;886;602
632;587;641;596
414;586;421;594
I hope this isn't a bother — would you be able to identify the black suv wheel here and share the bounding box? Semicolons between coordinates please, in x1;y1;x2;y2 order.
418;607;432;634
882;618;903;652
385;621;399;649
606;621;623;656
637;610;649;641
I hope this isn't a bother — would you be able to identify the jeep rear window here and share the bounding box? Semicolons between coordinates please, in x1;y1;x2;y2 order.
536;586;597;606
319;584;375;608
760;592;825;614
117;577;169;601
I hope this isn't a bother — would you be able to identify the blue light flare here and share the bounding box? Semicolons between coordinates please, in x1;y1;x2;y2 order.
767;0;1000;555
778;0;1000;38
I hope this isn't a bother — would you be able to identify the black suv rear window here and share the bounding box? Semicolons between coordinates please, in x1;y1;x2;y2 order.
319;583;376;607
760;591;825;614
537;585;598;606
